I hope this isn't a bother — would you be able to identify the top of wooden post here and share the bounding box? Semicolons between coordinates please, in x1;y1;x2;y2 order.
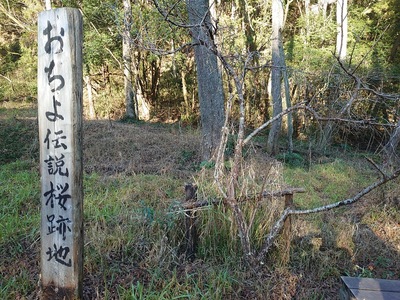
45;0;52;10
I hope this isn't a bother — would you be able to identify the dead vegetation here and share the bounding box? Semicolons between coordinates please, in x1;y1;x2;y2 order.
1;111;399;299
83;120;201;178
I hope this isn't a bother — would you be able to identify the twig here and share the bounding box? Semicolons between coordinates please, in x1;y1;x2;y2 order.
0;74;12;83
365;156;388;178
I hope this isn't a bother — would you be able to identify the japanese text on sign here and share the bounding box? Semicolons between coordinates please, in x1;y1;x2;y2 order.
41;20;72;268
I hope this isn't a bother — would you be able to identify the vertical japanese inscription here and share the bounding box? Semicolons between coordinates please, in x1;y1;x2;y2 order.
38;8;83;299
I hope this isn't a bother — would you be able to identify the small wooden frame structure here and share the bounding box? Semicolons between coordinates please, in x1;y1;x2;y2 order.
180;187;305;261
340;276;400;300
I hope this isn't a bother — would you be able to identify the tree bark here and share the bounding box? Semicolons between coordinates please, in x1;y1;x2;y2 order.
266;0;283;155
45;0;51;10
336;0;348;60
123;0;136;119
280;39;293;153
85;75;96;119
181;68;190;118
134;52;151;120
186;0;225;161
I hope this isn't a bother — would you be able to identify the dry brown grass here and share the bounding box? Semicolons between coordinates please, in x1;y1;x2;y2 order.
2;110;400;299
83;120;200;178
42;120;400;290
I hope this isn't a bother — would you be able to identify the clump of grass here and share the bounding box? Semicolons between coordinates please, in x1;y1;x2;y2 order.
0;160;40;244
0;160;40;299
192;155;289;264
0;117;38;164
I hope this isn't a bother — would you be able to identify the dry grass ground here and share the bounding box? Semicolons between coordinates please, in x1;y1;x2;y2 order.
1;102;399;299
83;120;200;178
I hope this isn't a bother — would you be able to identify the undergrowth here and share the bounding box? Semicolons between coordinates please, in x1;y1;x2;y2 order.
1;102;399;299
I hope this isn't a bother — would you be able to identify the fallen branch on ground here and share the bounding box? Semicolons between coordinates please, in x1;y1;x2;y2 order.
256;167;400;264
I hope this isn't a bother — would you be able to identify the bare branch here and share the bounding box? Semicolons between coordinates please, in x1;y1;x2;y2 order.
305;105;396;127
152;0;193;28
244;103;306;145
135;39;193;56
350;24;391;75
256;168;400;263
365;157;388;178
337;57;400;102
0;74;12;83
0;3;32;31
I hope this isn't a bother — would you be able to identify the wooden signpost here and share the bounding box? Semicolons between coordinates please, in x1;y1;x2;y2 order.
38;8;83;299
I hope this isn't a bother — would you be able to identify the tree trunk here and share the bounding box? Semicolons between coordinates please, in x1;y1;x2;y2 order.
133;52;151;120
305;0;310;43
85;75;96;119
186;0;225;161
280;40;293;153
123;0;136;119
45;0;51;10
266;0;283;155
181;68;190;118
336;0;348;60
383;119;400;167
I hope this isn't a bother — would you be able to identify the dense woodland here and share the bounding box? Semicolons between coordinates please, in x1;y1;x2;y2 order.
1;0;400;298
1;0;399;158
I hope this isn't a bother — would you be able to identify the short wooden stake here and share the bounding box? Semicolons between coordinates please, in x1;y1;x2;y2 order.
281;193;294;264
184;184;198;261
38;8;83;299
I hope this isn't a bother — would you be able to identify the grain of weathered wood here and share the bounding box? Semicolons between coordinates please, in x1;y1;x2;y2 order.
183;184;198;261
38;8;83;300
340;276;400;300
281;193;293;264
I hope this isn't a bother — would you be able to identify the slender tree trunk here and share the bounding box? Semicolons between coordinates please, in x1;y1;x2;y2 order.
123;0;151;121
305;0;310;43
45;0;51;10
186;0;225;161
383;119;400;167
267;0;283;155
181;68;190;117
85;75;96;119
171;39;177;77
280;41;293;153
133;52;151;120
336;0;348;60
123;0;136;119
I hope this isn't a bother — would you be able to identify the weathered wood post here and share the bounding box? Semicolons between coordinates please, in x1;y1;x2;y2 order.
38;8;83;299
281;193;294;264
184;183;198;261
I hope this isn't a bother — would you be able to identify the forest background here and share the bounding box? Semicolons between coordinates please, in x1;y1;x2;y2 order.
1;0;399;146
1;0;400;299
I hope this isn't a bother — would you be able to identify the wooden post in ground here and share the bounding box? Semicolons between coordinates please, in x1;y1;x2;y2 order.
38;8;83;299
281;193;294;264
184;184;198;261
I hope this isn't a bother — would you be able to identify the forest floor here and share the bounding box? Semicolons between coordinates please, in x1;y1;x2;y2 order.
1;100;400;299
